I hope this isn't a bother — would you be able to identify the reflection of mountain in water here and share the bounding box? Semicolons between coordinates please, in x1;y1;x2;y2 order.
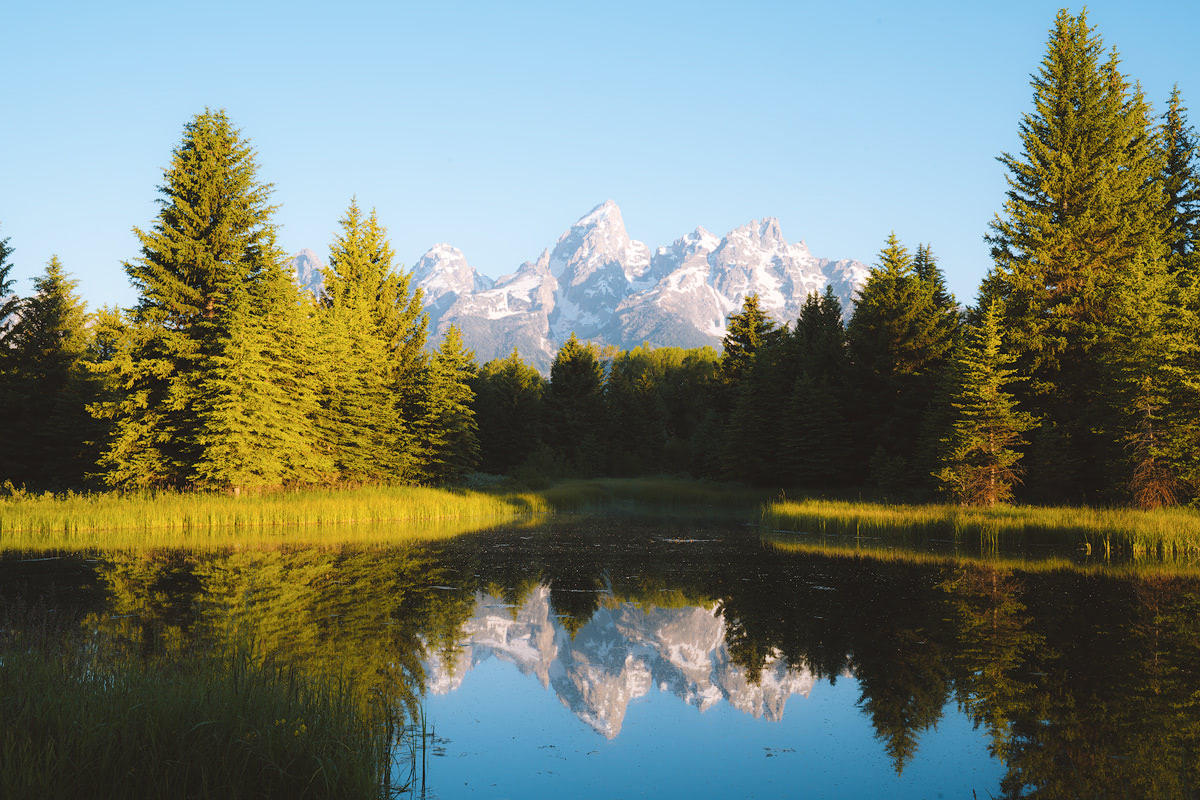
425;585;815;738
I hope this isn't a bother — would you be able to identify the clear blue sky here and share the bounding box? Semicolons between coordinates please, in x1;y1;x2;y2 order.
3;0;1198;312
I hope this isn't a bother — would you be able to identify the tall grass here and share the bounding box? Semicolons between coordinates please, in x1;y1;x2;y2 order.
0;638;406;800
762;498;1200;562
0;484;549;551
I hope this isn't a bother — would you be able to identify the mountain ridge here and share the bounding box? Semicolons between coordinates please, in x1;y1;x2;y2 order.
291;201;871;372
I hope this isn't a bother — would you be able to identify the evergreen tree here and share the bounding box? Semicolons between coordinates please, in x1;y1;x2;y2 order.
416;326;480;485
0;228;17;344
191;262;331;491
848;234;956;489
934;302;1038;506
1104;252;1193;507
719;293;779;387
783;288;852;487
544;333;604;473
99;109;310;489
1161;86;1200;275
982;10;1167;499
0;257;100;489
319;200;427;482
471;349;546;474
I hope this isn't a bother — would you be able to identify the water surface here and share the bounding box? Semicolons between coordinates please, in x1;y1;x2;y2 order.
4;514;1198;798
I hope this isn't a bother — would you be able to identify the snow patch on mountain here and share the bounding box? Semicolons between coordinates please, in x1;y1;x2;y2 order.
424;585;816;739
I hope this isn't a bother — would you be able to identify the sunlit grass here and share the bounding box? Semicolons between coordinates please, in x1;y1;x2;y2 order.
762;498;1200;563
0;485;549;551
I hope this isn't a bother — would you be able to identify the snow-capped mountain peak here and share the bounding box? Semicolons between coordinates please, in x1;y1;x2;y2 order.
396;201;867;372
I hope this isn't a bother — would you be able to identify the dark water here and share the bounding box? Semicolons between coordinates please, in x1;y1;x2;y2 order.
4;515;1200;798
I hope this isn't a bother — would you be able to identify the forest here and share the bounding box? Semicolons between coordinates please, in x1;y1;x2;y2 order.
1;9;1198;509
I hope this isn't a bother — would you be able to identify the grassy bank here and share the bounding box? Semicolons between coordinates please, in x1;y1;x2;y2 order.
762;498;1200;561
0;642;404;800
0;478;769;551
0;484;549;550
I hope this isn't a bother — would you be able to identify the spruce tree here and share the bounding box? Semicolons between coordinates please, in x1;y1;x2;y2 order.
416;325;480;485
1161;86;1200;275
0;257;99;489
934;302;1038;506
471;349;546;474
719;293;778;387
847;234;955;489
100;109;305;489
544;333;604;473
320;200;428;482
190;261;331;491
783;288;851;487
982;10;1168;499
0;228;17;343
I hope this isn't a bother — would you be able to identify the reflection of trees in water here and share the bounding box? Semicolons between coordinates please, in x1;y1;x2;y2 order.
83;546;478;724
10;522;1200;794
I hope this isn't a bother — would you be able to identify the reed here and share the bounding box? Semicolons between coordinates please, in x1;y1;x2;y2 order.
762;498;1200;562
0;485;549;551
0;640;404;800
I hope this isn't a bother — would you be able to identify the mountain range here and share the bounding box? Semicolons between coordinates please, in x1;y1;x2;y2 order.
292;201;870;372
424;585;817;739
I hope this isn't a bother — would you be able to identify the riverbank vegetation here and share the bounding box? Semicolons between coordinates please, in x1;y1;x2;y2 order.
0;632;402;800
762;498;1200;563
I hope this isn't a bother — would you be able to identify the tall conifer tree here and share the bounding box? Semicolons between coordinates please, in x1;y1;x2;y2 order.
544;333;604;473
471;349;546;474
99;109;307;489
416;325;480;484
0;257;99;489
934;302;1038;506
982;10;1167;499
1161;87;1200;276
320;200;427;482
848;234;955;488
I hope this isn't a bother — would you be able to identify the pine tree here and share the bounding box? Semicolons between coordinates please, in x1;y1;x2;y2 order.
783;288;851;487
100;109;303;489
190;261;331;491
544;333;604;474
935;302;1038;506
0;257;100;489
319;200;427;482
981;10;1167;499
1104;252;1194;507
416;326;480;485
0;228;17;343
1161;86;1200;275
719;293;779;387
848;234;956;489
471;349;546;474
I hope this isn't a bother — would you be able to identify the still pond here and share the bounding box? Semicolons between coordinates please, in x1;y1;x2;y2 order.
5;514;1199;798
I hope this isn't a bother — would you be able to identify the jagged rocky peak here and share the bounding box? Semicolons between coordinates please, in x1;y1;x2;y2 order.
410;201;870;372
290;248;325;296
549;200;651;284
412;243;494;311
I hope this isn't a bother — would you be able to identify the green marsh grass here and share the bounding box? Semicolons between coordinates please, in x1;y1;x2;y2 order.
762;498;1200;563
0;484;549;551
0;637;406;800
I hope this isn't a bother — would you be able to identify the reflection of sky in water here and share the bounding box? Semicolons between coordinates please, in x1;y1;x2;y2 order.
424;656;1001;799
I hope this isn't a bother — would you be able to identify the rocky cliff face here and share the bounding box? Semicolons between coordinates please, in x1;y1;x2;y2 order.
425;585;816;739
